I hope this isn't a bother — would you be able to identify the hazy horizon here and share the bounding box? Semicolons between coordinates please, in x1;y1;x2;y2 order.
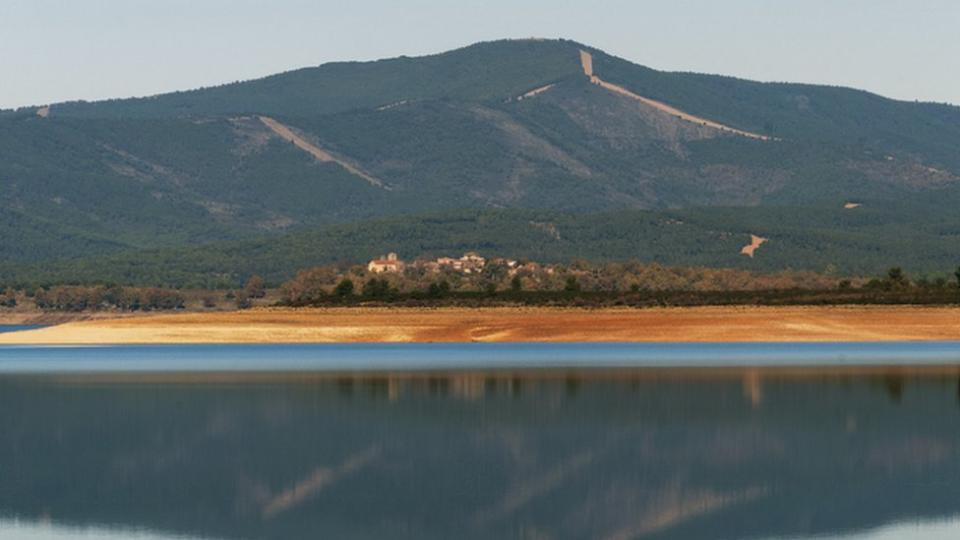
2;0;958;109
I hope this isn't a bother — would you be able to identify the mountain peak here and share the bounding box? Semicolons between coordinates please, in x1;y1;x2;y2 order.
3;39;960;281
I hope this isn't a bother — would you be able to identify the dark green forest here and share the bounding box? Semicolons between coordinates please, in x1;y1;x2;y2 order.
2;207;958;288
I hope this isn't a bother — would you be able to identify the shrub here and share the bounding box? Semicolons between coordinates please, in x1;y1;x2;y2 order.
362;278;392;299
428;280;451;298
334;279;355;297
281;267;337;304
244;275;266;299
564;276;581;292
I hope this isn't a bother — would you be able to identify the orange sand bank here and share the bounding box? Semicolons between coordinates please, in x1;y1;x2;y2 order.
1;306;958;345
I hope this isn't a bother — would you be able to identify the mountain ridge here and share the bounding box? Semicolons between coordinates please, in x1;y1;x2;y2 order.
10;38;957;114
1;38;958;282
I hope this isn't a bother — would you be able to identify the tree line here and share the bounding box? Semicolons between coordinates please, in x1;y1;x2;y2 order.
2;265;958;312
31;286;186;312
279;262;960;307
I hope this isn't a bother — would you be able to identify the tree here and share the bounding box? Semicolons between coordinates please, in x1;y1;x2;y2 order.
244;275;266;299
885;267;908;290
1;288;16;308
564;275;581;292
428;280;450;298
280;266;337;304
140;288;185;311
362;278;391;299
510;275;522;293
334;278;355;297
955;266;960;289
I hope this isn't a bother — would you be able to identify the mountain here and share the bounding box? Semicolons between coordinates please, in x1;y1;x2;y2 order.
2;38;959;284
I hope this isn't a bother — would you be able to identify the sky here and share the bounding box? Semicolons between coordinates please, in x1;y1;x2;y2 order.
1;0;958;109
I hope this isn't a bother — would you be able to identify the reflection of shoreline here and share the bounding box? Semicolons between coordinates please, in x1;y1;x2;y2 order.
4;375;960;539
2;306;960;345
0;519;212;540
34;364;960;384
30;369;960;410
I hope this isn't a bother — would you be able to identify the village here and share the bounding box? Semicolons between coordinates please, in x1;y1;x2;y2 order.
335;249;843;297
367;251;549;277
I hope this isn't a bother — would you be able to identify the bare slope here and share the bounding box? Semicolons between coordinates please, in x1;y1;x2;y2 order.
740;235;768;258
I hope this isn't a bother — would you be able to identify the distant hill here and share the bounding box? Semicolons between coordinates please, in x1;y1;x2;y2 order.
2;39;958;281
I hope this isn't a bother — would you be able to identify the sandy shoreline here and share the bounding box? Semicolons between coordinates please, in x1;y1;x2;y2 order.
1;306;959;345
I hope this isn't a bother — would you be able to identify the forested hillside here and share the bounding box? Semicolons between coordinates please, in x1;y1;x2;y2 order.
3;206;958;288
1;39;958;281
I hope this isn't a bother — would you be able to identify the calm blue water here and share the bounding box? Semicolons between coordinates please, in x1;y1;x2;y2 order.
0;324;44;334
2;341;960;374
4;325;960;539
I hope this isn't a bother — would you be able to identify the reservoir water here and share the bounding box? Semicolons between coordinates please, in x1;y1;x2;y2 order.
3;330;960;539
3;341;960;373
0;324;45;334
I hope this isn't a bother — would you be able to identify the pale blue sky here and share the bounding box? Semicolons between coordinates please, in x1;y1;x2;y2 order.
1;0;957;109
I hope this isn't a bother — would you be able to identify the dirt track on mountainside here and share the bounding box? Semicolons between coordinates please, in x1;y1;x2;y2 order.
578;50;772;141
258;116;385;188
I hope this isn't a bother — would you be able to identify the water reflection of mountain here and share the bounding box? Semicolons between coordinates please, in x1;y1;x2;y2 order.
1;373;959;540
